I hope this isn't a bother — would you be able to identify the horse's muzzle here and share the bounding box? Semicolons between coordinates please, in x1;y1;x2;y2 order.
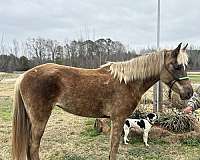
180;87;193;100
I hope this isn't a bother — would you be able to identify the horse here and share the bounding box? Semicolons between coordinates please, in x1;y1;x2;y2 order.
12;43;193;160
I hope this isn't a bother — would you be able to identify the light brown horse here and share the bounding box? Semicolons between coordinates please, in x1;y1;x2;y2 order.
12;43;193;160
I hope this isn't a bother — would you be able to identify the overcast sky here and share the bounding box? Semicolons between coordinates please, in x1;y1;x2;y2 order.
0;0;200;49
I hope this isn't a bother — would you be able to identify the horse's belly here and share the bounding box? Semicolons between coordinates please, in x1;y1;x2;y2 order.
56;100;109;118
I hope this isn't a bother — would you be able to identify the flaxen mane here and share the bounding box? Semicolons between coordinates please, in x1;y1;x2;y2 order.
101;49;188;84
101;51;164;84
178;49;188;70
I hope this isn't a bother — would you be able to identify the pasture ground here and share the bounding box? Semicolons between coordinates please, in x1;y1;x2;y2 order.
1;72;200;160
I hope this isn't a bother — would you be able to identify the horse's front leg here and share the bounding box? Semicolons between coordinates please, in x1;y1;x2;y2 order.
109;118;125;160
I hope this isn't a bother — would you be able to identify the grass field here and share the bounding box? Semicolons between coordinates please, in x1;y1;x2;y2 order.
188;72;200;84
1;72;200;160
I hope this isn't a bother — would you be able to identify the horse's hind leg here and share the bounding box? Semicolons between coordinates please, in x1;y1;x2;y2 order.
28;107;52;160
109;118;125;160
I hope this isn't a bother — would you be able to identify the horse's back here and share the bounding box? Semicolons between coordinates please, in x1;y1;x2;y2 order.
20;63;109;98
19;63;115;118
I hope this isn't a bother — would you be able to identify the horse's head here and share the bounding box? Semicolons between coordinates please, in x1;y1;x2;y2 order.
160;43;193;100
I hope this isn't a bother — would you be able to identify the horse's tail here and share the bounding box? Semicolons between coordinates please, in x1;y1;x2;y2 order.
12;75;31;160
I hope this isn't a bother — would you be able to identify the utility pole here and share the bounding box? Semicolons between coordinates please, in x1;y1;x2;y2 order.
153;0;162;112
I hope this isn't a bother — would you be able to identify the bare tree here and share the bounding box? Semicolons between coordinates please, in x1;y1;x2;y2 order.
45;39;60;62
26;38;46;64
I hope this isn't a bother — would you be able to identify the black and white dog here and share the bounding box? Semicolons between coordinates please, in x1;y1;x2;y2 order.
123;113;157;147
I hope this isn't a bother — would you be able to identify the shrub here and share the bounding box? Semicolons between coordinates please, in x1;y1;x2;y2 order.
159;112;198;133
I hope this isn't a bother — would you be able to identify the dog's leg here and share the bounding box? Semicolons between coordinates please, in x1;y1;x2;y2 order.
123;126;130;144
143;130;149;147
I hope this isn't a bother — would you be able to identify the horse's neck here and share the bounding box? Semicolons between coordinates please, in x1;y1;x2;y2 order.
135;54;162;93
142;75;160;92
129;74;160;96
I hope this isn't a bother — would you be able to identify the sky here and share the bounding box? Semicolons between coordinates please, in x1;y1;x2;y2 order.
0;0;200;50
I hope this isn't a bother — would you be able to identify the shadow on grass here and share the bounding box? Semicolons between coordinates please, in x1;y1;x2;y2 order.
129;135;169;146
127;137;175;159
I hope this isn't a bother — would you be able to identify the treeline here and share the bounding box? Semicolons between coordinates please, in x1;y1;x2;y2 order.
0;38;199;72
188;49;200;70
0;38;138;72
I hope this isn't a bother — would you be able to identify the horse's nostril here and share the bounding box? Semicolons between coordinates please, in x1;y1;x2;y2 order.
190;92;193;98
187;91;193;99
189;88;193;98
185;87;193;99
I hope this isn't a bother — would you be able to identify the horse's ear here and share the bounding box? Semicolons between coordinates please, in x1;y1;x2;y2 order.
182;43;188;51
172;43;182;57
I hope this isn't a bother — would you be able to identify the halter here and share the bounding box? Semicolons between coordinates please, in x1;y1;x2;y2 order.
168;76;190;99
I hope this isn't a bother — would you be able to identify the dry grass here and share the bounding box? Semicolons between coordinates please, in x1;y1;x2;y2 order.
2;107;200;160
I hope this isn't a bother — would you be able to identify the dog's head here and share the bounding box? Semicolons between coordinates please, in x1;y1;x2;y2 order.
146;113;158;124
